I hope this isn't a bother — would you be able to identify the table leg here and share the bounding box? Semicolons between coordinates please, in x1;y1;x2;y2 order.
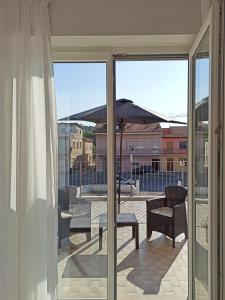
132;225;135;239
99;227;103;250
146;210;151;238
135;223;139;249
86;231;91;241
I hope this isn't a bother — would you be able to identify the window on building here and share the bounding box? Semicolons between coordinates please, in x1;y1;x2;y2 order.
167;141;173;153
179;141;187;149
152;159;160;171
126;141;135;150
152;144;160;153
167;158;174;171
72;141;75;148
80;142;82;148
136;141;145;149
179;158;187;166
126;141;145;150
76;142;79;148
132;162;139;167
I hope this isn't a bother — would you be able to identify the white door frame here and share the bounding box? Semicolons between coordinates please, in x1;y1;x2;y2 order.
53;16;223;296
188;3;222;300
53;50;190;300
54;52;116;300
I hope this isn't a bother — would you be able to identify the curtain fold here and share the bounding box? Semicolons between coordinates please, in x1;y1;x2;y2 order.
0;1;57;300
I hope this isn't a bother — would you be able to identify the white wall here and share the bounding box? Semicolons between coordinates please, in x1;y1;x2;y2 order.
50;0;202;36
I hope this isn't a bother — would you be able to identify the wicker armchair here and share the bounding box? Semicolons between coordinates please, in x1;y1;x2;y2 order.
58;186;91;248
146;185;187;248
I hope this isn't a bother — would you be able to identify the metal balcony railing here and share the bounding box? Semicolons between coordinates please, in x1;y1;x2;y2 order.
97;148;188;155
59;158;206;197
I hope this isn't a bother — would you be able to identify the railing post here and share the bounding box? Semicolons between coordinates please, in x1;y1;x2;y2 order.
130;154;133;197
80;160;82;197
72;159;75;186
136;179;140;196
67;157;70;186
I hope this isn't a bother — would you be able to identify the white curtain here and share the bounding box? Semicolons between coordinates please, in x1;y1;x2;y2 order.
0;1;57;300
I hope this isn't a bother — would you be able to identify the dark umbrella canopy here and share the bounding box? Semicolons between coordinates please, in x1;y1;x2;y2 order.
60;98;186;209
60;98;186;125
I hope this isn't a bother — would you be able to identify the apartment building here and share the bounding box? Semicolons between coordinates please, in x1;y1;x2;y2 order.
82;137;95;168
94;123;162;172
94;123;188;172
58;122;83;186
162;126;188;172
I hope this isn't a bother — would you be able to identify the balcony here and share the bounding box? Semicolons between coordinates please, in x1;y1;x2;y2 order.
57;159;193;300
58;199;188;299
162;148;187;155
96;148;188;156
59;159;188;195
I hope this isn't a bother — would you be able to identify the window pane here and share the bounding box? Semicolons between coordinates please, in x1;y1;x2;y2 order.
55;62;108;300
193;29;209;299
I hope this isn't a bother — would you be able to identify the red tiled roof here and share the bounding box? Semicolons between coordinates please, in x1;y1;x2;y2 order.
93;123;162;133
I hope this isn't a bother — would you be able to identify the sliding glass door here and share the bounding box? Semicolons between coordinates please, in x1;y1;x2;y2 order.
188;4;223;300
54;54;115;300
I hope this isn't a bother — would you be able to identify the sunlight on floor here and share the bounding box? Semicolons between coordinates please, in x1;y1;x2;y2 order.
58;201;188;299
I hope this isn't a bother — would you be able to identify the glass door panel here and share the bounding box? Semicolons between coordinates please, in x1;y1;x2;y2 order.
54;62;109;300
192;29;210;299
189;4;222;299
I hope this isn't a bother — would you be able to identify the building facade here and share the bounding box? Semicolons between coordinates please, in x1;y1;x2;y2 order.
82;137;95;168
94;123;163;172
58;122;95;186
161;126;188;172
94;123;188;173
58;122;83;186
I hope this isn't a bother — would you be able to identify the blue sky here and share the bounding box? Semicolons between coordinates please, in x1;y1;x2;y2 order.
116;60;188;121
195;58;209;103
54;60;194;125
54;63;107;121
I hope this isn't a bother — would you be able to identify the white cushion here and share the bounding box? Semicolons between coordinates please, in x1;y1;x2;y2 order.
151;207;173;218
61;212;73;219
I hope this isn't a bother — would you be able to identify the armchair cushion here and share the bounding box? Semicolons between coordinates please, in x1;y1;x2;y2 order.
151;207;173;218
61;212;73;219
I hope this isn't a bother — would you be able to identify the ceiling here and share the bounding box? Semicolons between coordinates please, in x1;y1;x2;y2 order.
49;0;208;51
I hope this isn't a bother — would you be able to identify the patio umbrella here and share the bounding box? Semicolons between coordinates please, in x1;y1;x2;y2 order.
60;98;186;208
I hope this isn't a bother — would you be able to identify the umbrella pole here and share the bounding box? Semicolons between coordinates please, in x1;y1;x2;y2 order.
118;121;124;212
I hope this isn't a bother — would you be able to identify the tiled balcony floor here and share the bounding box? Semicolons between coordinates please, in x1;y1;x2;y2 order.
57;201;188;300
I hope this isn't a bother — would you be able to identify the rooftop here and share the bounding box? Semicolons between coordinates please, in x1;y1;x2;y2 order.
94;123;162;134
163;126;187;138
